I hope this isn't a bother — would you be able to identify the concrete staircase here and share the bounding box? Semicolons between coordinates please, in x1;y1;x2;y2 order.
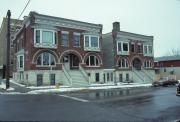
132;69;154;84
69;70;89;87
62;65;89;87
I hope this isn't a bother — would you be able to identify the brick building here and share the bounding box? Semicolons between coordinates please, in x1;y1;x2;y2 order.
0;18;22;78
154;55;180;80
102;22;155;84
13;12;103;86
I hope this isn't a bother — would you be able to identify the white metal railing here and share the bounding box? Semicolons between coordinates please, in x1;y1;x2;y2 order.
132;68;145;83
62;64;72;86
141;69;154;81
79;64;90;84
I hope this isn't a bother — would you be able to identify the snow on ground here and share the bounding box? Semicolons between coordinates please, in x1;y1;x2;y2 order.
28;83;152;94
10;80;26;87
0;82;6;89
28;87;86;94
27;85;70;90
0;82;15;91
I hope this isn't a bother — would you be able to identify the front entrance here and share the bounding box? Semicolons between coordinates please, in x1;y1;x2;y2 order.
63;54;80;70
133;58;142;70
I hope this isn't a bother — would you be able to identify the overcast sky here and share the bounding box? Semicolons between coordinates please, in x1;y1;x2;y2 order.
0;0;180;57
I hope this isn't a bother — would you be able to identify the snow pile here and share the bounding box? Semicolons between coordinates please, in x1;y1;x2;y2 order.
89;83;152;90
10;80;26;87
0;82;15;91
0;82;6;89
27;85;70;90
28;87;86;94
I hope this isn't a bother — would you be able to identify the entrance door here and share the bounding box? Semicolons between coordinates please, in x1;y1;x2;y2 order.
64;55;70;70
133;58;142;70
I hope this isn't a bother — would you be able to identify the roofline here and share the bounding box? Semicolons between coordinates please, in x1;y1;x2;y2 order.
30;12;102;28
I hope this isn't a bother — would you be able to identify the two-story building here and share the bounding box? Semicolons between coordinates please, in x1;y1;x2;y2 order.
102;22;155;84
154;55;180;80
13;12;103;87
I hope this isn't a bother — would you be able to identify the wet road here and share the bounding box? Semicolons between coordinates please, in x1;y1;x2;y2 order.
0;86;179;121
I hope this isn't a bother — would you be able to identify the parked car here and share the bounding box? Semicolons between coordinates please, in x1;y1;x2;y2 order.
176;83;180;96
152;77;179;87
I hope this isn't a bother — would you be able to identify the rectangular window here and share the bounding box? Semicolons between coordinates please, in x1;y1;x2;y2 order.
118;42;121;52
138;44;142;53
73;34;80;47
103;73;105;83
37;74;43;86
144;45;148;54
19;56;23;68
84;35;99;48
95;73;100;82
131;44;135;52
126;73;129;81
119;74;123;82
123;43;128;51
107;73;110;81
35;30;40;43
42;31;53;44
91;37;98;47
148;45;152;54
50;74;56;85
110;73;113;81
61;33;69;47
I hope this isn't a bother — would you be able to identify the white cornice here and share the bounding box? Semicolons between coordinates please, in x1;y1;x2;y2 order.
33;14;102;33
117;31;153;41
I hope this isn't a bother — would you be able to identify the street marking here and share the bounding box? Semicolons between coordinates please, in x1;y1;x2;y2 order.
59;95;89;102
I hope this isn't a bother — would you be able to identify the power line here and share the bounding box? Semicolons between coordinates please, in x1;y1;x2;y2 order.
13;0;31;30
17;0;31;20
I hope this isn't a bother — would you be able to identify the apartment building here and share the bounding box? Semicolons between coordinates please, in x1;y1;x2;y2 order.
102;22;155;84
13;12;103;87
0;18;22;78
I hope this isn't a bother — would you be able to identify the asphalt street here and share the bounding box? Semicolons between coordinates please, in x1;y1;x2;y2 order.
0;86;179;122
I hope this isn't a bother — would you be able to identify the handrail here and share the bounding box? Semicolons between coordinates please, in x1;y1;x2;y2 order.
62;64;72;86
132;68;145;83
141;69;154;81
79;64;89;84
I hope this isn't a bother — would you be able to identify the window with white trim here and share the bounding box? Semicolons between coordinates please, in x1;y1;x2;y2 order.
36;52;55;66
34;29;56;44
144;45;153;54
17;55;24;69
118;58;129;68
117;42;129;52
73;33;80;47
84;35;99;48
86;55;99;66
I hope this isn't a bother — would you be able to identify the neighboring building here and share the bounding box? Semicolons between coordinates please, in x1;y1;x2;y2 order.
0;18;22;78
102;22;155;84
154;55;180;80
13;12;103;86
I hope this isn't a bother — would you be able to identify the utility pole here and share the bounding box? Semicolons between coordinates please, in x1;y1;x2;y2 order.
6;10;11;89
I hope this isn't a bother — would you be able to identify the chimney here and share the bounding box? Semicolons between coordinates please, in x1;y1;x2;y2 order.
113;22;120;31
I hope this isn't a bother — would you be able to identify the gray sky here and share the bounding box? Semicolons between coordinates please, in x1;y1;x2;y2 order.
0;0;180;57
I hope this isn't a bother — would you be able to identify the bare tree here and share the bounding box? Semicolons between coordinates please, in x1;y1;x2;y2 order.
166;48;180;56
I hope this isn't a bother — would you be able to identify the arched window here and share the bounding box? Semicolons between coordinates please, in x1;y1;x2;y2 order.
118;58;129;68
86;55;99;66
36;52;55;66
144;60;152;68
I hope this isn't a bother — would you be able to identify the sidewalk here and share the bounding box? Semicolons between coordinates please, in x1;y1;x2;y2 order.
1;79;152;94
